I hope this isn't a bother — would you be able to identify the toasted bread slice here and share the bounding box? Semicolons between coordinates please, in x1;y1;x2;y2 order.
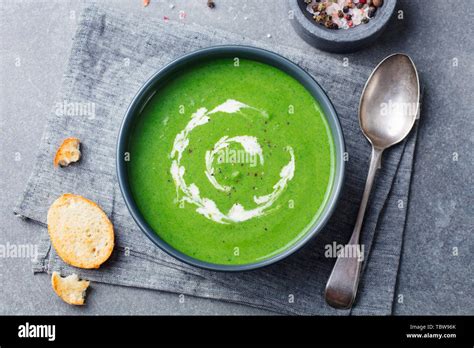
51;272;90;305
47;194;114;269
54;137;81;167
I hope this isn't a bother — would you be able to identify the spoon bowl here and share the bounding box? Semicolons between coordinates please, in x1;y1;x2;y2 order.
359;54;420;149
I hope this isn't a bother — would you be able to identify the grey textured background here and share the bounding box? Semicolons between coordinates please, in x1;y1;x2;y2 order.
0;0;472;315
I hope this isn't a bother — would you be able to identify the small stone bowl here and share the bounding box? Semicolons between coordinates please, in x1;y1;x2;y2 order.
289;0;398;53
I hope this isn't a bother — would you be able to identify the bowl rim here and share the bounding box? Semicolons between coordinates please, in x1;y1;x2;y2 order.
290;0;398;43
116;45;346;271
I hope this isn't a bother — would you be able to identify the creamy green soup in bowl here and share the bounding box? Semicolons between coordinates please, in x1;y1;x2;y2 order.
117;46;345;271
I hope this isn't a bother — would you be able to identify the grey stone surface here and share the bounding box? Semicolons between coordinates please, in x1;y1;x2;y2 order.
0;0;472;315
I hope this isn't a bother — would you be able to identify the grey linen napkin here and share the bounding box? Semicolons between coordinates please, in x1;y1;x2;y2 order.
15;4;419;315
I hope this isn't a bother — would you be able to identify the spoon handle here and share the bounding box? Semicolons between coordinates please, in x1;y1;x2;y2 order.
325;147;383;309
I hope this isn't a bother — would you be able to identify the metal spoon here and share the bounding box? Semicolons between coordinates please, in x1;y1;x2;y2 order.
325;53;420;309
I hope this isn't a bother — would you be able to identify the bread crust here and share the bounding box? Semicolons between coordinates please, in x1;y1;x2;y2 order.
47;193;114;269
51;272;90;305
53;137;81;167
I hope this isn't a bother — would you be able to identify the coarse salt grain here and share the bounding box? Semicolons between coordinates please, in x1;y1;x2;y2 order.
306;0;375;30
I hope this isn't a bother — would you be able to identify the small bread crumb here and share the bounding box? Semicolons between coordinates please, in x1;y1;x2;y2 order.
51;272;90;305
54;137;81;167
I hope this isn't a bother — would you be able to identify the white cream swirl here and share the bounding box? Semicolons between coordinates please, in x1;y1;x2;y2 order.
170;99;295;224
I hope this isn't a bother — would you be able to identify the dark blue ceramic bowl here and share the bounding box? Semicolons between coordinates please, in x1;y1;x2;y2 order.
116;45;345;271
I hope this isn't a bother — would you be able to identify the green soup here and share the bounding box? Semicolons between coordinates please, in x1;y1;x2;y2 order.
128;58;335;265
